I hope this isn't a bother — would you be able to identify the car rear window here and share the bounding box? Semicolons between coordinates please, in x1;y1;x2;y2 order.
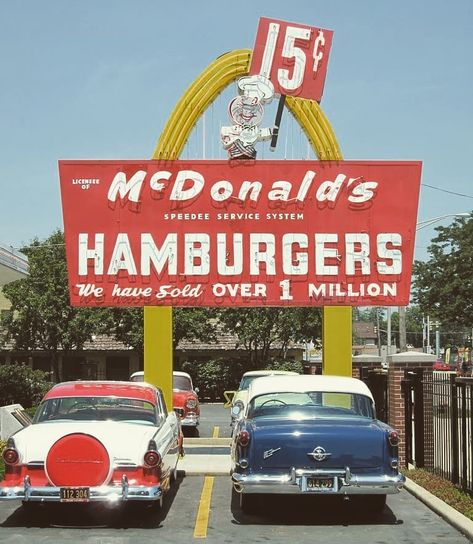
248;391;374;420
33;396;158;425
173;375;192;391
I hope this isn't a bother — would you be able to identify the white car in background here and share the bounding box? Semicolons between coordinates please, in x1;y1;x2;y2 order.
224;370;299;429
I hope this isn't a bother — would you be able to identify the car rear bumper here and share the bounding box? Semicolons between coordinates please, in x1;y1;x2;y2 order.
0;474;162;503
232;467;405;495
180;413;199;427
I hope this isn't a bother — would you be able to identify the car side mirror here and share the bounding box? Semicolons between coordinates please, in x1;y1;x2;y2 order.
194;387;200;395
223;390;236;408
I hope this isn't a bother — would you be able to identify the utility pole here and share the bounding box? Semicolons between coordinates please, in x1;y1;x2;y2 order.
376;309;381;357
387;307;392;355
426;315;431;354
399;306;407;352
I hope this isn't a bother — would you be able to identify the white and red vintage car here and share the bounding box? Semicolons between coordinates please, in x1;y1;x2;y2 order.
130;371;200;431
0;381;183;507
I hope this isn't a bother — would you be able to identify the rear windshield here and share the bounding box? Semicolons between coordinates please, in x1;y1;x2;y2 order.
247;391;374;420
130;373;192;391
173;375;192;391
239;375;267;390
33;396;158;425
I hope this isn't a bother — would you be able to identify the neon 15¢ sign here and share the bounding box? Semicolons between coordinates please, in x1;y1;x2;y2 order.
250;17;334;101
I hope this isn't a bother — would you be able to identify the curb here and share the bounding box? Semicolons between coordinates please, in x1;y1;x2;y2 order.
178;455;231;476
184;437;231;446
404;477;473;541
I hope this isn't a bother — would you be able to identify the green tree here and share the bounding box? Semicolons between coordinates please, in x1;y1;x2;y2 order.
173;308;218;347
106;307;218;358
413;215;473;329
1;231;107;381
179;358;243;400
404;305;425;348
218;307;321;369
0;363;51;408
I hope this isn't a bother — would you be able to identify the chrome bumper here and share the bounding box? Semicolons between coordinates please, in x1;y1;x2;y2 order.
181;413;199;427
0;474;162;503
232;467;405;495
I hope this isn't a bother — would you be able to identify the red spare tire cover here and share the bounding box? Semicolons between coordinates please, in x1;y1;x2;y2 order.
45;433;111;487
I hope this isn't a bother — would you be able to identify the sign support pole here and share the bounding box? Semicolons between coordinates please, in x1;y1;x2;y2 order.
144;307;173;410
322;307;352;377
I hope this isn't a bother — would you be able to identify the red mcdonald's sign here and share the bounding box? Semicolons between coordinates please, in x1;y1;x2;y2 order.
59;160;422;307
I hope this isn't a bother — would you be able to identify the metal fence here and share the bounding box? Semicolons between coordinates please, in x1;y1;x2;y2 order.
403;370;473;495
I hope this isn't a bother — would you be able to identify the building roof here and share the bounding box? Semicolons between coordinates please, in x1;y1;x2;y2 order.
0;243;28;286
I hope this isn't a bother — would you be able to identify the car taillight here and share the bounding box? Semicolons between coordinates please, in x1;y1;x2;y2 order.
388;430;399;447
238;430;250;447
3;448;19;465
144;450;161;467
144;439;161;467
186;398;198;409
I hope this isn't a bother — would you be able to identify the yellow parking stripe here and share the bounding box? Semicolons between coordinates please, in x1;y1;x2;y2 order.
212;426;219;438
193;476;214;539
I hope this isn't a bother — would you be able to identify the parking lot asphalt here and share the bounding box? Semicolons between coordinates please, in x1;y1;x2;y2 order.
0;474;471;544
180;436;473;542
0;404;471;542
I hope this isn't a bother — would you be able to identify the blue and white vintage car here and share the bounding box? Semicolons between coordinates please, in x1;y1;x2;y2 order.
231;374;405;514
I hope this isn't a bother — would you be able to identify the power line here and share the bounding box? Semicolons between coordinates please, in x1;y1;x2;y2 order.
422;183;473;200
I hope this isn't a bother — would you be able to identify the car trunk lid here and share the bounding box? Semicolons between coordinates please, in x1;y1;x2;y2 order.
249;418;386;470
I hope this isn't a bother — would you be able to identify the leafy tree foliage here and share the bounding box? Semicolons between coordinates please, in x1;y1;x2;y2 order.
106;308;144;354
178;358;242;401
106;307;217;357
0;363;52;408
1;231;108;381
404;305;425;348
413;215;473;330
173;308;218;347
178;356;304;401
217;307;321;369
263;358;304;374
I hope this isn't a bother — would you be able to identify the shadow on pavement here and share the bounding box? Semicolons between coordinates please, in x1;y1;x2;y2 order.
230;489;403;526
1;472;185;530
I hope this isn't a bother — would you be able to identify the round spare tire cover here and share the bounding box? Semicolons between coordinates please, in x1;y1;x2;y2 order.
46;433;111;487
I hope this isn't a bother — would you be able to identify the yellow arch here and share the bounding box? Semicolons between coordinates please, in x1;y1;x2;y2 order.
145;49;351;405
151;49;342;161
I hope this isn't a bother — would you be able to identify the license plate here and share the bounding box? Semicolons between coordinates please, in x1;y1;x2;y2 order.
60;487;90;502
302;476;337;493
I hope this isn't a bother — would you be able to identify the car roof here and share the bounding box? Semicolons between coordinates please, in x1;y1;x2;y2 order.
242;370;299;377
248;375;374;402
173;371;191;379
130;371;191;379
43;381;158;405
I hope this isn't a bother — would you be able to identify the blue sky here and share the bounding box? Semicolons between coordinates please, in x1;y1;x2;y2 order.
1;0;472;261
